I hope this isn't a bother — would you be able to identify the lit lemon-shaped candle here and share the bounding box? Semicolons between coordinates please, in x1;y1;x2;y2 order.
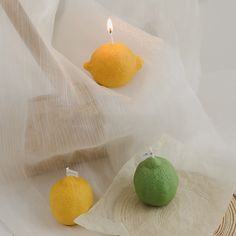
84;18;144;88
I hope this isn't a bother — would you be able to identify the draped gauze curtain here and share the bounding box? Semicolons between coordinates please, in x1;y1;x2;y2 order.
0;0;235;235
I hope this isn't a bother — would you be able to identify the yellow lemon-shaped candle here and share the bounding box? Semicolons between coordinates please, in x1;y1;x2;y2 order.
50;168;93;226
84;43;143;88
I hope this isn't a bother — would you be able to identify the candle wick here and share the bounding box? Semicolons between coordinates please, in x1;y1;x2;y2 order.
110;33;114;44
150;147;155;158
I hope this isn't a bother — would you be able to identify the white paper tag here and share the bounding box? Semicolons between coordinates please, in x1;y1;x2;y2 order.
66;167;78;177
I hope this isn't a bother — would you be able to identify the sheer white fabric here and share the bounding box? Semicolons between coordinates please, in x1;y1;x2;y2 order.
96;0;201;91
0;0;235;235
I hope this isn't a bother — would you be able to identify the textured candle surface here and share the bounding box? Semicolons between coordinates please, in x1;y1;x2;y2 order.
134;156;178;206
84;43;143;88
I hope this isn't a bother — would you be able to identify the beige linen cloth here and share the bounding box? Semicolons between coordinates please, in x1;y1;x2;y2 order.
76;136;236;236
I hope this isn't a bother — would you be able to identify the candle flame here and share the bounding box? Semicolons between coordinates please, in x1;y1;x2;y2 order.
107;18;113;34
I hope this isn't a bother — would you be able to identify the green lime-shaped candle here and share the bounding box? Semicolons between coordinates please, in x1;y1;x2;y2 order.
133;156;179;206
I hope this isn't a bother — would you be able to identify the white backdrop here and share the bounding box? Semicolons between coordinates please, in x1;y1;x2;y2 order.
199;0;236;150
